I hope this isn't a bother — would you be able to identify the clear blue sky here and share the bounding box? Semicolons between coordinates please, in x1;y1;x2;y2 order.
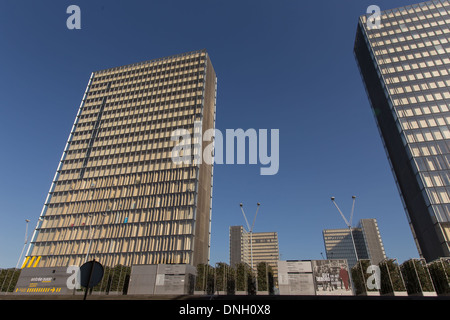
0;0;420;268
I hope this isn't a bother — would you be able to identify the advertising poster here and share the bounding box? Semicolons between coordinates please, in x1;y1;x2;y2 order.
312;260;353;296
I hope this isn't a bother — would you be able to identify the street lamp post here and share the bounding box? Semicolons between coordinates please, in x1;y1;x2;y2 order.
15;219;30;269
239;202;261;294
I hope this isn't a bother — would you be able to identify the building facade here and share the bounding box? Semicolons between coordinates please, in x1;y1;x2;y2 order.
229;226;279;278
354;0;450;261
323;219;386;268
359;219;387;265
23;50;217;268
229;226;245;269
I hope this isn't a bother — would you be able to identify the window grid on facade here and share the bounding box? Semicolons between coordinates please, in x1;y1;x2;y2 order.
25;50;217;268
355;0;450;261
229;226;279;280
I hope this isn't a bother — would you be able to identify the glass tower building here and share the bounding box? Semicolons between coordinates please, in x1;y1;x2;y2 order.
323;219;386;268
23;50;217;268
354;1;450;261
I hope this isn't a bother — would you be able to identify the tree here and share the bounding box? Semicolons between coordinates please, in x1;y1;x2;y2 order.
256;262;274;294
195;263;215;294
379;259;406;294
427;258;450;295
215;262;235;294
351;261;367;295
401;259;435;295
235;262;253;294
94;264;131;294
0;268;21;293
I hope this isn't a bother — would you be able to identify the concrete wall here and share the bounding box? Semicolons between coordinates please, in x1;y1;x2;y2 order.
128;264;197;295
14;267;72;295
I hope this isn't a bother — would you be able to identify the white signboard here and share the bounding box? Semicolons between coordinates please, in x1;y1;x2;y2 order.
278;260;312;274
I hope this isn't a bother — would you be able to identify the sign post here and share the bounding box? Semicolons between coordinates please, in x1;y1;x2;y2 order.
80;259;104;300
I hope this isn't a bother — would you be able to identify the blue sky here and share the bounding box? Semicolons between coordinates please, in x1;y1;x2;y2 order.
0;0;420;268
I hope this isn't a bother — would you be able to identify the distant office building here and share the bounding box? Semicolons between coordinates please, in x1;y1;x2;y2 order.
359;219;387;265
323;219;386;267
229;226;279;279
229;226;245;268
23;50;217;268
354;0;450;261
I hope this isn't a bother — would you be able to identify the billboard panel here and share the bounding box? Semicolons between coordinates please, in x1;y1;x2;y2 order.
278;260;312;274
278;260;315;295
311;259;352;295
279;273;315;295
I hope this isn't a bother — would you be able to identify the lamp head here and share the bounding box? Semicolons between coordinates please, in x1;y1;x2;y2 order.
239;203;243;207
257;202;260;206
331;197;335;201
